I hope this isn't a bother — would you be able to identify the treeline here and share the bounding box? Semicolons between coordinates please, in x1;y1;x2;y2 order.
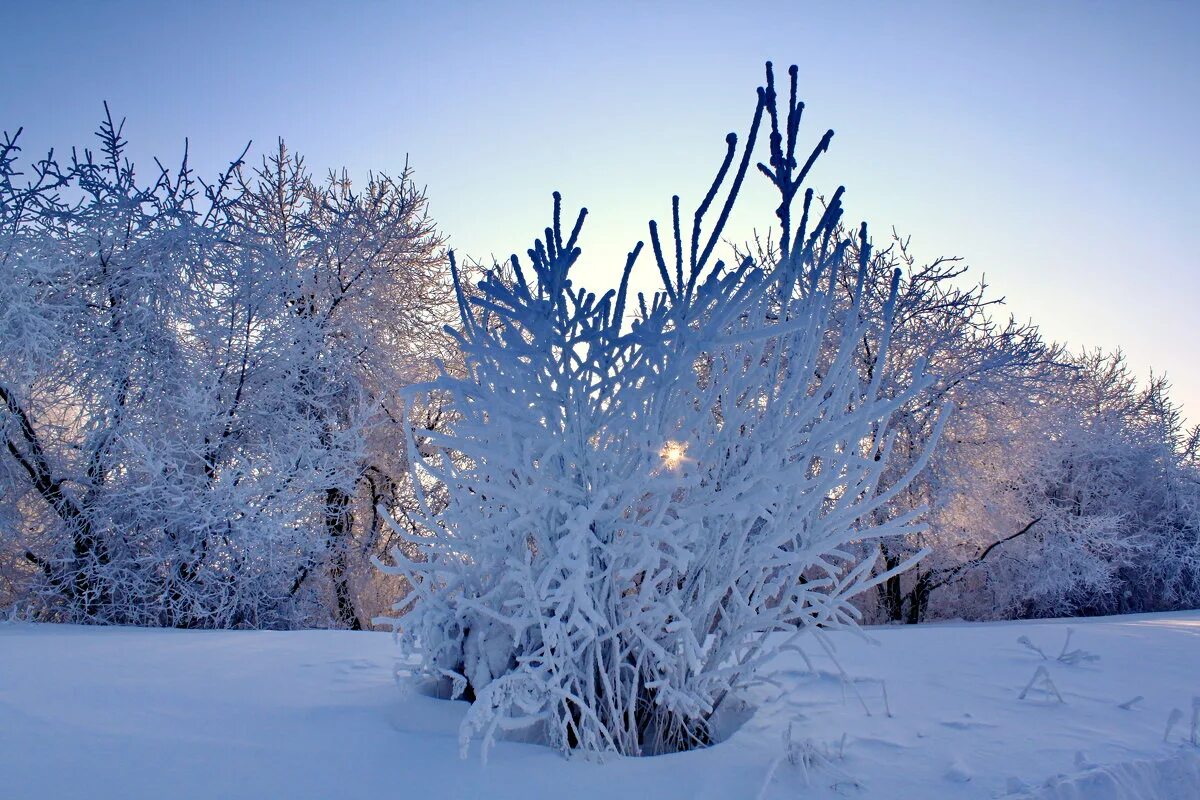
1;112;1197;629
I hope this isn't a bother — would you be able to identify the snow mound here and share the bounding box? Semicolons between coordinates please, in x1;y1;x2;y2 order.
1011;752;1200;800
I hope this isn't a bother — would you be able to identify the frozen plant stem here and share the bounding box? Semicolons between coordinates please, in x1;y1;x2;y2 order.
1019;666;1064;703
1164;708;1183;743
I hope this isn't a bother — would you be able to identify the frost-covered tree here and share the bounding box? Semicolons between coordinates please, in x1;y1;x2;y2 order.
0;113;450;627
230;142;451;628
0;113;326;625
741;222;1059;623
740;209;1199;626
915;350;1200;621
912;391;1126;620
1041;352;1200;615
378;64;943;757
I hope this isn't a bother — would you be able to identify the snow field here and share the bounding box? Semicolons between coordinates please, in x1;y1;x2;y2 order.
2;612;1197;799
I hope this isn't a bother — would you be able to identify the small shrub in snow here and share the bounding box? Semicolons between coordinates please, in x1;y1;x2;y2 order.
1017;629;1098;666
786;726;853;782
378;64;942;757
1054;628;1099;666
1019;665;1064;703
758;726;855;798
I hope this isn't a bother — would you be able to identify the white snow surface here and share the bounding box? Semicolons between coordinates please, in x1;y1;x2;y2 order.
1;612;1198;799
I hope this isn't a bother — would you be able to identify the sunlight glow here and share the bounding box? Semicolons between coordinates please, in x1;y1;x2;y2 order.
660;440;688;471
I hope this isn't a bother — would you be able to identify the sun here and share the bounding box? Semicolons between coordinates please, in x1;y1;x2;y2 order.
659;440;688;471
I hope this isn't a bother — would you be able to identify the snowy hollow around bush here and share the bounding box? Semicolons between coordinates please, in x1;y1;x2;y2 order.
377;63;947;758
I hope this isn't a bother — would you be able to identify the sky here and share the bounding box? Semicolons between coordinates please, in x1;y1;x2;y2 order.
3;1;1197;418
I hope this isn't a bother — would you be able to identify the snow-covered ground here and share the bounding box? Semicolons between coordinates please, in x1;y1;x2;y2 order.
2;612;1198;799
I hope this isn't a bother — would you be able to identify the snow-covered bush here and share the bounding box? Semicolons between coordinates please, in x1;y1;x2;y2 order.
378;64;944;757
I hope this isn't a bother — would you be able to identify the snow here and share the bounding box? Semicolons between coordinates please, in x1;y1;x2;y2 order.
1;613;1198;799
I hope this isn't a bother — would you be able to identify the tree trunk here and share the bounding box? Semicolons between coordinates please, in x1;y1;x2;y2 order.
325;486;361;630
877;544;905;622
905;571;930;624
3;383;108;618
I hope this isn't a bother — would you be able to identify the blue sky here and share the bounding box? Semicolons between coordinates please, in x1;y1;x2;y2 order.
3;1;1197;417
